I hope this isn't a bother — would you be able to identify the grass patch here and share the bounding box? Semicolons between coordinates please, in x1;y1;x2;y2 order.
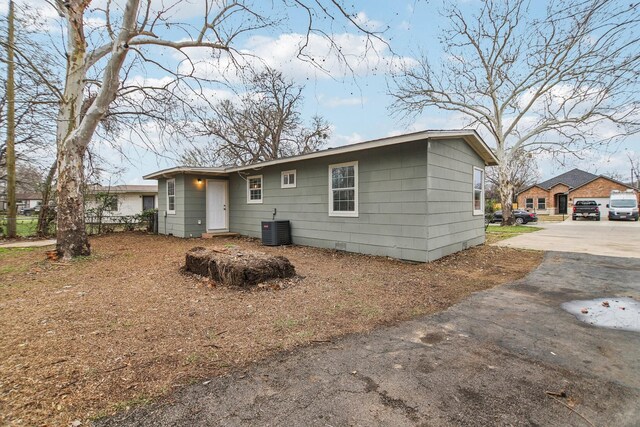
486;225;542;244
488;225;542;233
0;247;35;255
0;217;39;237
537;215;567;222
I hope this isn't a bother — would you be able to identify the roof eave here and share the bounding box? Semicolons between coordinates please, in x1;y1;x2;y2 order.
143;167;227;180
224;130;498;172
143;130;498;179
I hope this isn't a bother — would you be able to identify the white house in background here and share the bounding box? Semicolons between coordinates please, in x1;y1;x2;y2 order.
0;192;42;212
86;185;158;218
17;193;43;213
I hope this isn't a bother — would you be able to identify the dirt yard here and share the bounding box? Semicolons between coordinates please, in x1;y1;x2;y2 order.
0;233;543;425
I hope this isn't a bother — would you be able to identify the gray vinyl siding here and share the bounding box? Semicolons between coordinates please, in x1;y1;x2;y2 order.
157;174;206;237
228;141;429;262
426;138;485;261
183;175;207;237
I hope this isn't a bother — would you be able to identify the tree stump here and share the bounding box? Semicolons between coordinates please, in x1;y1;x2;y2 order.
185;246;295;287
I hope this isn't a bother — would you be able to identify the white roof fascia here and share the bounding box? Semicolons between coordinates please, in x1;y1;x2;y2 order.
225;130;498;172
143;167;227;180
142;130;499;180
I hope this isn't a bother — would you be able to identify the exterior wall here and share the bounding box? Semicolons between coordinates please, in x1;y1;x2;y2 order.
158;175;207;237
517;187;551;214
569;177;637;202
14;198;42;209
157;178;167;233
86;193;157;217
153;139;489;262
426;139;486;261
183;175;207;237
228;141;430;262
24;199;42;209
547;184;569;214
549;183;570;194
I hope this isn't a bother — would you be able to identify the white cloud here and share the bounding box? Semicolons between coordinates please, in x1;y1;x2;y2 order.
328;131;364;148
386;110;482;139
352;11;384;32
178;31;417;83
84;17;107;29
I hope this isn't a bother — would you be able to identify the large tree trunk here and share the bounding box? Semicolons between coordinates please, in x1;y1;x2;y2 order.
56;137;90;257
497;163;515;226
55;0;138;259
55;2;89;259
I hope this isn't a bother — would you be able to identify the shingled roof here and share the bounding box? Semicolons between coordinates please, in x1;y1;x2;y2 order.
536;168;598;190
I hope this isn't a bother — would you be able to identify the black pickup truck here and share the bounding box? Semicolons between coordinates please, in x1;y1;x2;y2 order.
572;200;600;221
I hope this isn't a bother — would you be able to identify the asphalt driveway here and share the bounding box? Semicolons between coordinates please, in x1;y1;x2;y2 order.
494;219;640;258
96;251;640;426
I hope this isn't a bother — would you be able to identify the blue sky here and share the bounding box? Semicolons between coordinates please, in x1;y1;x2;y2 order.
6;0;640;185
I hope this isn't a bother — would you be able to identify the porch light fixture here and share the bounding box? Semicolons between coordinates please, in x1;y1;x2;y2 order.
197;178;202;184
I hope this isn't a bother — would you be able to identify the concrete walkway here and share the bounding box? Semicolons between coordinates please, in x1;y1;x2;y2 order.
494;219;640;258
0;239;56;248
96;252;640;426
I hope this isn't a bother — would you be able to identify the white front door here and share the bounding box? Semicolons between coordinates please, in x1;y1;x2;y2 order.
206;180;228;231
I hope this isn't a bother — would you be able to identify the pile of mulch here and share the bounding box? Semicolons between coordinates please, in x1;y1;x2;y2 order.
185;246;295;287
0;233;543;426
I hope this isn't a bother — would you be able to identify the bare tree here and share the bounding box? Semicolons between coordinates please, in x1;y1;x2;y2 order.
0;4;60;167
4;0;15;237
181;67;330;166
629;152;640;189
22;0;382;259
391;0;640;225
0;3;61;237
486;148;539;201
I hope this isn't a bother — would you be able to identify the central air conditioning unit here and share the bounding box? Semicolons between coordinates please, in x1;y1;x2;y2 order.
261;220;292;246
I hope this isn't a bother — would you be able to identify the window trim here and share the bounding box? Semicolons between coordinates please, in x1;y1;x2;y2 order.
537;197;546;210
525;198;534;209
281;170;297;188
167;178;176;215
328;161;358;217
472;166;485;216
247;175;263;204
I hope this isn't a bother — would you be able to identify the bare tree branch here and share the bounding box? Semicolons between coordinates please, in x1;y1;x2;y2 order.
391;0;640;224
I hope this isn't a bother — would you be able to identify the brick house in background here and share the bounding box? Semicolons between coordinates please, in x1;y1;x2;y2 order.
517;168;639;216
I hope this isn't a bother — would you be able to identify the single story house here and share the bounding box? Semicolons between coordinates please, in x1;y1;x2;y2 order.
0;193;43;213
85;185;158;220
143;130;498;262
517;168;639;216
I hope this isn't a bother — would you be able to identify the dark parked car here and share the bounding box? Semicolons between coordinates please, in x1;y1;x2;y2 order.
20;206;41;216
572;200;600;221
490;210;538;225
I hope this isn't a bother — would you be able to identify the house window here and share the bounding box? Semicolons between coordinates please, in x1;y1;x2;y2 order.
525;198;534;209
104;195;118;211
281;170;296;188
167;178;176;214
329;161;358;217
537;197;546;210
247;175;263;203
473;167;484;215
